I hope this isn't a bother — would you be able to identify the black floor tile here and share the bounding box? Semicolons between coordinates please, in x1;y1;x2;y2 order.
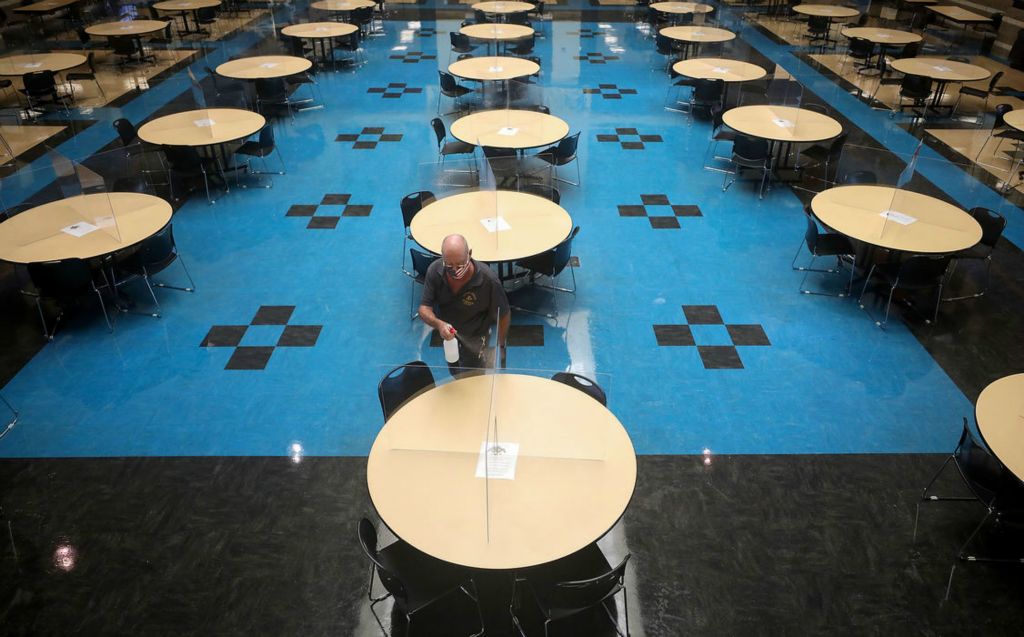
698;345;743;369
321;194;351;205
653;324;695;346
277;325;322;347
507;325;544;346
727;324;771;346
200;325;247;348
251;306;295;326
648;216;680;229
308;216;340;229
683;305;723;325
225;346;274;370
286;204;317;217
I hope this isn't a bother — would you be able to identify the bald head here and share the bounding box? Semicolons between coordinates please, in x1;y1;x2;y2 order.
441;234;471;263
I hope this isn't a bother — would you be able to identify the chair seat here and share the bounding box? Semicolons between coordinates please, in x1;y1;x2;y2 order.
444;85;473;98
872;262;945;291
441;140;475;156
959;86;987;98
377;540;471;612
812;233;854;257
235;141;271;157
954;244;991;261
714;130;737;142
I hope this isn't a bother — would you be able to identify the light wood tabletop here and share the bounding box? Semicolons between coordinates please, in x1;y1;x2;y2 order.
975;374;1024;483
792;4;859;18
13;0;80;13
471;1;534;13
722;105;842;143
0;53;86;76
367;373;637;570
451;108;568;150
216;55;312;79
659;25;735;43
926;4;991;23
281;21;357;38
811;185;982;254
153;0;221;10
1001;110;1024;133
650;1;714;14
461;23;535;41
310;0;375;11
672;57;766;82
411;190;572;263
890;57;990;83
0;193;173;264
137;108;266;147
85;20;170;37
449;56;540;81
840;27;922;45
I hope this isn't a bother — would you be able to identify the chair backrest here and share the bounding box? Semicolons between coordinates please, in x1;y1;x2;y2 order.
113;118;138;146
968;207;1005;249
197;6;216;21
895;254;951;286
410;248;437;280
111;36;139;55
987;70;1004;93
693;78;723;102
23;71;56;94
994;103;1013;129
511;33;534;54
162;145;203;170
808;15;829;31
451;31;469;50
352;6;373;25
430;117;446;148
733;134;769;161
438;70;458;93
27;258;94;297
357;519;410;605
898;41;921;59
137;222;178;271
555;132;580;160
551;372;606;405
655;32;673;55
803;205;822;253
546;555;630;613
258;123;275;150
519;183;560;204
767;79;802;105
849;37;873;57
256;76;289;100
953;417;1005;505
378;361;435;421
900;73;932;97
76;26;90;44
401;191;435;228
990;12;1003;31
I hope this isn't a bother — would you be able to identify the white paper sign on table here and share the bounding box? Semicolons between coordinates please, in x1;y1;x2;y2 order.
61;222;99;238
488;66;504;73
933;65;952;72
497;126;518;136
879;210;917;225
711;66;729;73
259;62;279;68
315;26;329;31
475;442;519;480
21;63;42;69
480;216;511;233
193;118;216;127
772;118;795;128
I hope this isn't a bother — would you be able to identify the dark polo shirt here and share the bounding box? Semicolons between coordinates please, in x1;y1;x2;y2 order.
421;259;510;338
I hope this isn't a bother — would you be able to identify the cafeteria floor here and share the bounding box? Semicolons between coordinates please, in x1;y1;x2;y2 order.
2;0;1024;634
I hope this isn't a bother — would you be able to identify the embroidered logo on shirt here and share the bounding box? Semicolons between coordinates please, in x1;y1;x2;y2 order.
461;292;477;306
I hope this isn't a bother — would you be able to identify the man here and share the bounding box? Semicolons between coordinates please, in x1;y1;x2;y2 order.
418;234;511;375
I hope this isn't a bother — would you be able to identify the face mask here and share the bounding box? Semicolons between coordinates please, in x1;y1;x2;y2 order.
446;261;470;279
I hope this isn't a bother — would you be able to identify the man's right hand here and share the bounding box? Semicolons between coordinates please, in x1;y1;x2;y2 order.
439;323;456;340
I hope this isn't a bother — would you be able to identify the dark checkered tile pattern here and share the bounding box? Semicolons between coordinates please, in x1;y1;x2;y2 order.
574;52;620;64
286;194;373;229
367;83;423;98
335;127;403;149
201;306;322;370
617;195;703;229
568;28;615;38
583;84;637;99
389;51;437;63
653;305;770;369
596;128;663;150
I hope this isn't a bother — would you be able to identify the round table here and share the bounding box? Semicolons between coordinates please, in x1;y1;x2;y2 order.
0;193;173;264
840;27;922;46
411;190;571;263
723;105;842;143
810;185;982;254
672;57;766;82
152;0;221;35
450;108;568;150
890;57;990;110
448;56;539;82
85;19;169;37
650;2;714;15
281;22;357;66
792;4;859;18
137;108;266;147
975;374;1024;483
461;23;534;53
659;26;734;58
471;1;534;16
0;53;85;76
367;373;637;570
310;0;375;12
216;55;312;80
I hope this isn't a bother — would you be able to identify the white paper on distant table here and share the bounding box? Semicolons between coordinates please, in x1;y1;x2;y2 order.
475;442;519;480
497;126;518;136
21;63;42;69
772;118;795;128
259;62;279;68
711;67;729;73
488;66;504;73
933;65;951;72
480;216;511;232
61;222;99;238
879;210;917;225
193;118;216;127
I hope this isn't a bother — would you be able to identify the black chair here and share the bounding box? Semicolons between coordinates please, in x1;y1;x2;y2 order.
437;70;474;114
684;78;724;123
974;11;1003;35
792;206;855;297
894;74;932;115
518;182;560;204
482;145;519;188
858;254;952;328
512;226;579;317
196;6;217;31
19;70;69;114
533;131;581;186
21;258;112;340
204;64;248;107
979;104;1024;165
430;117;476;169
806;14;831;47
955;71;1004;115
336;31;365;66
509;33;535;56
113;118;139;147
845;37;875;73
944;207;1005;301
377;361;436;421
358;518;484;636
234;123;286;186
351;6;373;36
722;134;771;199
654;32;678;74
916;417;1024;569
450;31;476;58
111;36;143;66
407;248;436;320
65;51;105;100
114;222;195;316
162;145;214;204
511;543;631;637
766;78;802;106
551;372;607;406
400;191;436;277
798;131;847;185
